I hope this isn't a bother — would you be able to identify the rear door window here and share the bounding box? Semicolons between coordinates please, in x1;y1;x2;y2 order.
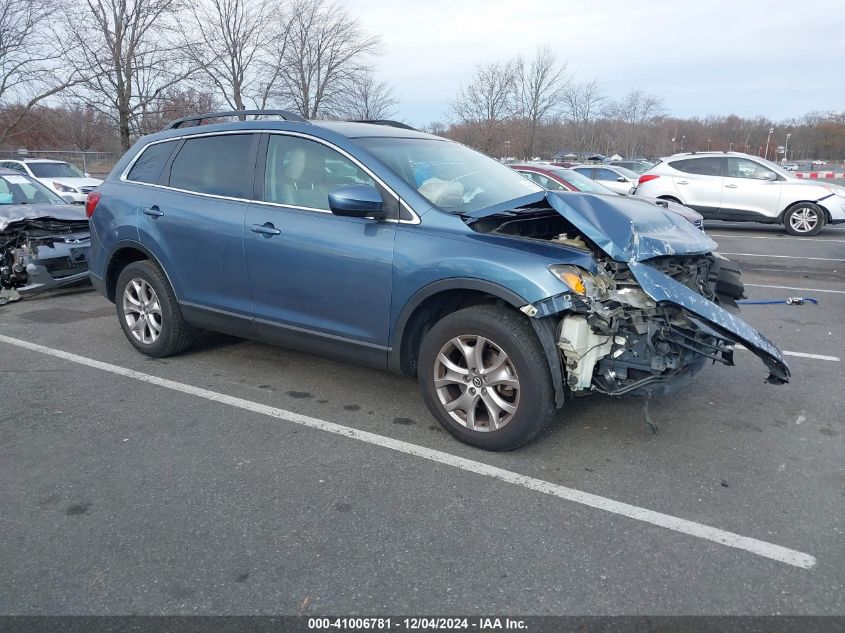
671;157;724;176
593;168;620;181
126;140;178;184
167;134;256;198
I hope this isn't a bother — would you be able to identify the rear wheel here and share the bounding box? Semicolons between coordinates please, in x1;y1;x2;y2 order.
115;260;196;357
418;305;557;451
784;203;825;236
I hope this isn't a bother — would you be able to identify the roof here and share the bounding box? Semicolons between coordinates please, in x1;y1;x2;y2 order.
311;120;439;140
8;158;67;164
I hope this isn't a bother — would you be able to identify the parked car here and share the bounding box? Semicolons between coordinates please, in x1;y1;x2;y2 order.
0;159;102;204
88;110;788;451
635;152;845;235
571;165;639;195
609;160;654;174
511;164;704;229
0;169;90;299
783;162;799;171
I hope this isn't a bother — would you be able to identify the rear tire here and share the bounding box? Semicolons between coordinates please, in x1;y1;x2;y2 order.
418;305;557;451
115;260;196;358
784;203;825;236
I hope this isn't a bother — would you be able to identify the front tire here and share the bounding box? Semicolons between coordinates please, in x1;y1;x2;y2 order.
115;260;196;357
784;203;825;236
418;305;557;451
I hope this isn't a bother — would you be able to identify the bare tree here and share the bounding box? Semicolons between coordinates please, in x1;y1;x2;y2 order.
333;70;398;120
278;0;380;119
450;60;517;155
182;0;290;113
0;0;83;143
561;79;606;153
607;89;665;158
512;47;568;159
64;0;198;150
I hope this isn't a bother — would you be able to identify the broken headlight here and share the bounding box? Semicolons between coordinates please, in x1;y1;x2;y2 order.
548;265;610;299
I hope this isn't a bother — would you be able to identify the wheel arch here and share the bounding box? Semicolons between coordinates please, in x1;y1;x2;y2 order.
779;199;831;224
105;240;174;303
389;279;528;376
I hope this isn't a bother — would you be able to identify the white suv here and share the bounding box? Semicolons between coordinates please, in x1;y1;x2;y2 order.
634;152;845;235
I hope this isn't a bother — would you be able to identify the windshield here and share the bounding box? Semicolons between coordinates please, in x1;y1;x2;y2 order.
27;162;85;178
352;137;542;213
553;169;619;195
0;174;66;205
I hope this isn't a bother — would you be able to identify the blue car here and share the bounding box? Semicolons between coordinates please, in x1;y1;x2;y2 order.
87;110;789;450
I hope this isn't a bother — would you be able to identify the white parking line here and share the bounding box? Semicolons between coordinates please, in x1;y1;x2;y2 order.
711;234;845;244
734;345;840;362
719;253;845;263
0;333;817;570
746;283;845;295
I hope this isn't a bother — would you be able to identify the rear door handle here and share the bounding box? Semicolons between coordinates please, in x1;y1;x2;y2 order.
142;205;164;217
725;184;738;189
251;222;281;237
676;180;688;185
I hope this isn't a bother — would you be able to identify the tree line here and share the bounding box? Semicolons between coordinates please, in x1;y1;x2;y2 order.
1;0;843;161
0;0;397;151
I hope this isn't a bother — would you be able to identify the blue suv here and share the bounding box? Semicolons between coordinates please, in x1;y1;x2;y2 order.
87;110;789;450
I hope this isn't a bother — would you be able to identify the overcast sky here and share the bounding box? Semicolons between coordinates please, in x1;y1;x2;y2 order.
349;0;845;127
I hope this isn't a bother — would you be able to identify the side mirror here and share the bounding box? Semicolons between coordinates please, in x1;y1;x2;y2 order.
328;184;384;218
84;172;91;178
762;171;777;181
617;176;627;182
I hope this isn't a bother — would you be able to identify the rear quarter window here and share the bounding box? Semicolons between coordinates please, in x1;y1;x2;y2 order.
126;140;178;184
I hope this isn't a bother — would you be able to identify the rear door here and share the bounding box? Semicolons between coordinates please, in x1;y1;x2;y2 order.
135;132;258;334
243;132;398;366
668;157;724;216
720;157;783;221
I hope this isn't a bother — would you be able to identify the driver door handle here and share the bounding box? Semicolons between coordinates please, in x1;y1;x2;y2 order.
251;222;281;237
725;184;739;189
142;205;164;217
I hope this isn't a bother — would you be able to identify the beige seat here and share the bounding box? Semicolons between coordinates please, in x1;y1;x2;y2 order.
278;148;329;209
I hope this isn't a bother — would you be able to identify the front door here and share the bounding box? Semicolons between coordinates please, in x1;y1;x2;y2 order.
720;157;783;221
244;133;398;367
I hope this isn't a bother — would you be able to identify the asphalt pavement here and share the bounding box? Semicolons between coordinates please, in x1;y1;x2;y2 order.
0;221;843;615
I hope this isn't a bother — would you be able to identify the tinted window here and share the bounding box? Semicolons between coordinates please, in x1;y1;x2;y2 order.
671;157;723;176
168;134;255;198
127;140;178;184
265;135;376;211
726;158;776;180
572;167;593;177
531;172;565;190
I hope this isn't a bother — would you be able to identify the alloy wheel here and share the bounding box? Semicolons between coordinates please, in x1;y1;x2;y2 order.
433;335;520;431
122;278;163;345
789;207;819;233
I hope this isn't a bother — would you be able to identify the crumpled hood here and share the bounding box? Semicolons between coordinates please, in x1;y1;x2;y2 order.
546;192;716;262
0;203;89;231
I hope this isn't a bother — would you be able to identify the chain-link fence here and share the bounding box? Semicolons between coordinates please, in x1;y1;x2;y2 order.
0;150;118;177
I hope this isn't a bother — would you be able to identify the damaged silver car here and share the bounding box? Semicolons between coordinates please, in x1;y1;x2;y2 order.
0;169;90;302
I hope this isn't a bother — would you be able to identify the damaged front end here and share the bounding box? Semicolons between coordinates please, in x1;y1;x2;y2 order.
466;192;790;401
1;218;91;300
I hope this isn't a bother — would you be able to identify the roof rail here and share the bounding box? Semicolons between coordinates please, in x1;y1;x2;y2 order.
353;119;419;131
164;109;308;130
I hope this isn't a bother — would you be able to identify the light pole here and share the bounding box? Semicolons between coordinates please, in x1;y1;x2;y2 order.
764;127;774;160
729;142;733;152
707;139;711;151
784;133;791;163
680;135;686;151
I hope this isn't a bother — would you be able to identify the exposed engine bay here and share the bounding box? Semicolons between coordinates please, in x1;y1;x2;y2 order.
1;219;91;301
465;205;786;398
